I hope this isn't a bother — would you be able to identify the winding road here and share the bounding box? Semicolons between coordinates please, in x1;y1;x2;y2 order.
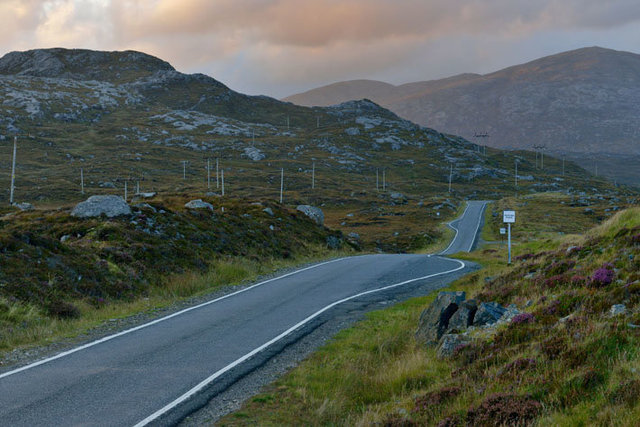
0;201;487;426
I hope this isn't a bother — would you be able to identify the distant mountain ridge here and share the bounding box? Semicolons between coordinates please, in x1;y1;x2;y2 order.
284;47;640;183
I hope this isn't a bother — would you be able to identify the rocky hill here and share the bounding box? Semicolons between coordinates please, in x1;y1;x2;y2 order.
0;47;627;254
284;47;640;184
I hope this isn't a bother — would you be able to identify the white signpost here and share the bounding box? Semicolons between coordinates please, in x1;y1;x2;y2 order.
503;210;515;264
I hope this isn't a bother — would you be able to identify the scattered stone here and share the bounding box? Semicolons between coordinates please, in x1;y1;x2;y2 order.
13;202;34;211
446;300;478;333
99;181;116;189
262;207;274;217
296;205;324;226
139;192;156;198
244;146;265;161
610;304;626;316
473;302;507;326
437;333;471;359
390;192;406;200
71;195;131;218
60;234;71;243
347;232;360;240
326;235;342;250
184;199;214;211
416;291;466;345
134;203;157;213
500;304;522;323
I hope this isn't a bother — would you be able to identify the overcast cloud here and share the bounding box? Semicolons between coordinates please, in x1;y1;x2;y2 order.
0;0;639;97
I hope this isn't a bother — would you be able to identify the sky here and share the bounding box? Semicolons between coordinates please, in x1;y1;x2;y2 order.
0;0;639;98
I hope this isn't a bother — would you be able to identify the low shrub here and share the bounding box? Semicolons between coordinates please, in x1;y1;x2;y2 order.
466;393;542;426
511;313;536;325
413;386;461;414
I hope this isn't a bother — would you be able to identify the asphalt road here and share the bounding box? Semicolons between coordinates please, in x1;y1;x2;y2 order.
0;201;487;426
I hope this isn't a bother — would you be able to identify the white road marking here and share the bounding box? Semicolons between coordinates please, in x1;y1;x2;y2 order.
0;257;349;381
468;202;488;252
133;258;467;427
439;202;471;255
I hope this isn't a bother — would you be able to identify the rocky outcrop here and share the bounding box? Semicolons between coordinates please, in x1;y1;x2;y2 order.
71;195;131;218
184;199;214;211
417;291;525;358
296;205;324;226
415;291;466;345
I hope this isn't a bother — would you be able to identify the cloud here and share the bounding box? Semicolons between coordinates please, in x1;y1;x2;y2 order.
0;0;639;97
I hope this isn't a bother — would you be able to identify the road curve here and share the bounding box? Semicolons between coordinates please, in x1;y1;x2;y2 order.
0;201;487;426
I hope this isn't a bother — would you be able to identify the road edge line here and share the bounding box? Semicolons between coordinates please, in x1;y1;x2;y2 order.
0;257;349;380
133;258;467;427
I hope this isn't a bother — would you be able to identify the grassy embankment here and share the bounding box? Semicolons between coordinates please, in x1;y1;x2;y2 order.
219;193;639;426
0;195;353;358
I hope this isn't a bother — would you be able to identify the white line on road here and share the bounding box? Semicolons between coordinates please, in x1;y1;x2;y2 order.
468;202;488;252
133;258;467;427
439;202;470;255
0;257;349;381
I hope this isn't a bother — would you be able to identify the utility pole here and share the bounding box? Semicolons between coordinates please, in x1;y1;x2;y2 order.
515;161;518;187
562;156;565;176
376;168;379;191
595;163;598;177
221;169;225;196
286;116;290;130
312;161;315;189
80;168;85;194
316;116;320;129
136;179;140;195
124;181;128;202
181;161;188;179
216;158;220;188
448;163;453;193
252;129;255;145
207;159;211;189
9;136;17;204
474;132;489;155
383;169;386;191
280;168;284;203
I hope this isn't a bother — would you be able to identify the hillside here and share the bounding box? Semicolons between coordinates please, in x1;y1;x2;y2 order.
0;48;627;254
219;199;640;426
284;47;640;185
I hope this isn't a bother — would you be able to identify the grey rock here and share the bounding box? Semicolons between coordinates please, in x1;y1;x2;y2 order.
473;302;507;326
244;146;265;161
347;232;360;240
99;181;116;189
60;234;71;243
610;304;626;316
296;205;324;226
437;333;471;359
500;304;522;322
326;235;342;250
446;300;478;333
71;195;131;218
390;192;406;200
139;192;156;198
185;199;214;211
13;202;34;211
416;291;466;345
262;207;274;217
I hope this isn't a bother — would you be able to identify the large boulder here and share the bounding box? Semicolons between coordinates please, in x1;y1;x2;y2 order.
437;333;472;359
184;199;213;211
473;302;507;327
71;195;131;218
446;299;478;334
416;291;466;345
296;205;324;226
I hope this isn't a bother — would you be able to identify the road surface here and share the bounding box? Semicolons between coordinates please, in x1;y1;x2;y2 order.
0;201;487;426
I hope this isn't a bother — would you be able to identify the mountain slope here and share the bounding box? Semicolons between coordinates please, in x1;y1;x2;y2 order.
284;47;640;183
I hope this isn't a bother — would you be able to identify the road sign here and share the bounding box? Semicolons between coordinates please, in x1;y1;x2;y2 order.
500;228;506;235
503;210;516;223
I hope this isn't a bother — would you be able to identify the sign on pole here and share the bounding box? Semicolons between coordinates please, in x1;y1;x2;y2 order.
503;210;515;264
503;210;516;223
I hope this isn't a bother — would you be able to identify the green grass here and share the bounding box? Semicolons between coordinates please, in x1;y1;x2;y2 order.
218;204;640;426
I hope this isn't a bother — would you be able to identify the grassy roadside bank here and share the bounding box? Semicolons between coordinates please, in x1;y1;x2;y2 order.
219;194;639;426
0;195;354;361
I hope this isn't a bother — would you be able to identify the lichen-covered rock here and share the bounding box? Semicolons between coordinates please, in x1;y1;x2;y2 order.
13;202;34;211
71;195;131;218
326;235;342;249
296;205;324;226
416;291;466;345
184;199;214;211
473;302;507;326
437;333;471;359
446;299;478;333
